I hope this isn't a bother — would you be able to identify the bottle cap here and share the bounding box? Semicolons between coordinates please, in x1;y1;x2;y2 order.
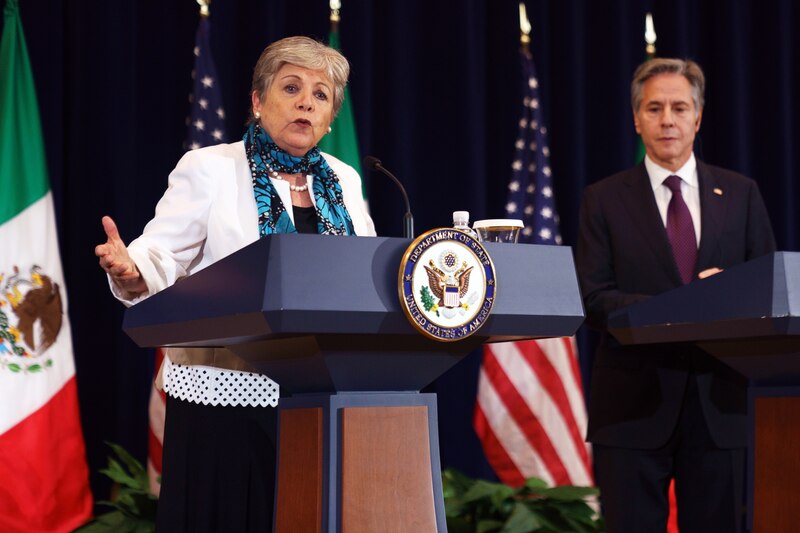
453;210;470;224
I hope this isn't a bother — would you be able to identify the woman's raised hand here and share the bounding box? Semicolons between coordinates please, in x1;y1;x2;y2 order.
95;216;147;296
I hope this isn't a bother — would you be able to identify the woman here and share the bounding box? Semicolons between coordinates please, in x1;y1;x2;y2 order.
95;36;374;532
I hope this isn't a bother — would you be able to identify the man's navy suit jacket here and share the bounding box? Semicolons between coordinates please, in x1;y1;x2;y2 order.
576;160;776;449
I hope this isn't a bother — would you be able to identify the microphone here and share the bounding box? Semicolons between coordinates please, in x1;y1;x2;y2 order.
363;156;414;239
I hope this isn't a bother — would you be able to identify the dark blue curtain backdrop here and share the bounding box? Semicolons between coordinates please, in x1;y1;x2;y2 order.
9;0;798;501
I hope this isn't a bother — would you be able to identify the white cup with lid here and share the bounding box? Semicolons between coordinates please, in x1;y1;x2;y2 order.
472;219;524;243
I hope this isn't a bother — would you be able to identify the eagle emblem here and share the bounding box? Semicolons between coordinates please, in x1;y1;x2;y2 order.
423;258;473;309
0;265;63;372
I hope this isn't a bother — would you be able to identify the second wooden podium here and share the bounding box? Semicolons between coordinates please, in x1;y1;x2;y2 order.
608;251;800;533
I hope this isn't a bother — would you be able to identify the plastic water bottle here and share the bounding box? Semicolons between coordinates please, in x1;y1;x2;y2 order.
453;211;479;239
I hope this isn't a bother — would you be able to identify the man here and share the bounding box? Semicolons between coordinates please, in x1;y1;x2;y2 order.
576;58;775;533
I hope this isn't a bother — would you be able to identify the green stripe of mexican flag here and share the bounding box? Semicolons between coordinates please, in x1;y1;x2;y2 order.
0;1;93;530
0;3;48;223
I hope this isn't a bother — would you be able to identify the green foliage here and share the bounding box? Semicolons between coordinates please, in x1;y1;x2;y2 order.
420;285;439;315
72;446;602;533
442;468;604;533
75;442;158;533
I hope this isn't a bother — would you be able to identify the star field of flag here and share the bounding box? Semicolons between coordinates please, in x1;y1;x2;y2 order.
505;50;561;245
186;17;226;150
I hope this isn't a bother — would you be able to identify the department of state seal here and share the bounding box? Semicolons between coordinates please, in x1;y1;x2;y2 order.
398;228;496;341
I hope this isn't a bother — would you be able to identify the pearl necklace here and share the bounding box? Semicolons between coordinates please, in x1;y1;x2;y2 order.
265;161;310;192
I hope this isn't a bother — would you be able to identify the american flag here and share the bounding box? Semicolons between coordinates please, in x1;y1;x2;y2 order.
185;17;227;151
473;48;593;488
148;13;227;496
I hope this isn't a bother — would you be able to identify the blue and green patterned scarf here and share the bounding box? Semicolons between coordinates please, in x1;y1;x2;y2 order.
244;122;355;236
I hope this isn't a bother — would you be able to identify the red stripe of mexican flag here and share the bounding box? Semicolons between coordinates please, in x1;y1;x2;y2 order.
0;1;93;530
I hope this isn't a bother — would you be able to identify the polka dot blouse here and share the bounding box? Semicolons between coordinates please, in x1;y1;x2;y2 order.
162;354;279;407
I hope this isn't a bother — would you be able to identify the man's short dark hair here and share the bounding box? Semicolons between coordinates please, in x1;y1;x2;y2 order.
631;58;705;112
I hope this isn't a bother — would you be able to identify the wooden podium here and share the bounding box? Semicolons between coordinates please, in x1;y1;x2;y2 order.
608;251;800;532
123;234;585;532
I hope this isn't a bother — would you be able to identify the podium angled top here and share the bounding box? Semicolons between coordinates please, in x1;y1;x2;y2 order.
608;248;800;344
123;234;584;350
608;252;800;357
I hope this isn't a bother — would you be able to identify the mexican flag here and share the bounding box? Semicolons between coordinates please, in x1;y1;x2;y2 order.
0;1;93;531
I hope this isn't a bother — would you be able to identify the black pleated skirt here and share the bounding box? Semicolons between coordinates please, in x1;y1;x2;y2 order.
156;395;277;533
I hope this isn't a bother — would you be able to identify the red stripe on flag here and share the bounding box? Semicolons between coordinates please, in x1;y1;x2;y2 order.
668;479;679;532
0;377;93;533
480;346;570;484
517;340;592;472
473;401;526;487
148;348;166;495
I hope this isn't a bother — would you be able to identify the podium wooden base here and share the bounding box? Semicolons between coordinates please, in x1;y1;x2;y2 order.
274;393;445;533
750;389;800;533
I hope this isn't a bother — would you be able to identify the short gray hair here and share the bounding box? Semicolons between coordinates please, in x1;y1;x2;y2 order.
631;58;705;113
250;36;350;120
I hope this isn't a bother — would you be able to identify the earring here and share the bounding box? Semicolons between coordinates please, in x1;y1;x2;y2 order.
327;126;332;133
255;111;261;119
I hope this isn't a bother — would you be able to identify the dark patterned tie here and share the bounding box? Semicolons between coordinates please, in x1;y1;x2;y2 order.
664;175;697;284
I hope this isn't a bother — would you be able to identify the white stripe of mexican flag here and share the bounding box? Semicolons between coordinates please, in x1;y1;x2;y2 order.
0;194;76;431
